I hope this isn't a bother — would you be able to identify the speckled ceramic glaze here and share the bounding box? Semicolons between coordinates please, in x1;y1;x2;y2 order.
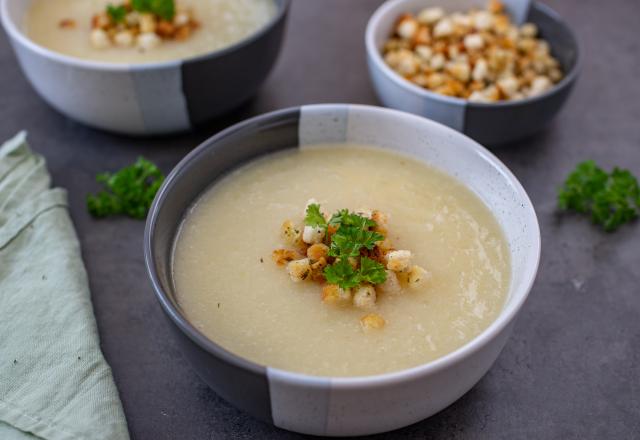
0;0;290;135
144;104;541;436
366;0;581;146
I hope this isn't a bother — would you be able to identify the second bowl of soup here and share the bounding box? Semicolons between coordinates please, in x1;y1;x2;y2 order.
145;104;540;436
1;0;290;135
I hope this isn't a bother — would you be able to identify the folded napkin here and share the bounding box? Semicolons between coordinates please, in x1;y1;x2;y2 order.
0;133;129;440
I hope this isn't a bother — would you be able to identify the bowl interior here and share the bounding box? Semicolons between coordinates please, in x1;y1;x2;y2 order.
146;104;540;379
368;0;580;100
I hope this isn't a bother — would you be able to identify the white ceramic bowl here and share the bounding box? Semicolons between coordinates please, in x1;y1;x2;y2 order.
0;0;290;135
145;104;541;436
366;0;581;145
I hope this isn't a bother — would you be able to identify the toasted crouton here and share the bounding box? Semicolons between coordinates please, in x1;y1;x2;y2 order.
287;258;311;282
386;250;412;272
360;313;386;331
322;284;352;306
353;284;377;309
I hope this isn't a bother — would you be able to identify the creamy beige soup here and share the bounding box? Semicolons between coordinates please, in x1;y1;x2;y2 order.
25;0;276;63
173;145;510;377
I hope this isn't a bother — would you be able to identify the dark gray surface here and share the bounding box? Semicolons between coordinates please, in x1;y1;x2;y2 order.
1;0;638;438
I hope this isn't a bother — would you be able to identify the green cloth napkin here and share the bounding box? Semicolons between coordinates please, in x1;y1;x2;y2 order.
0;132;130;440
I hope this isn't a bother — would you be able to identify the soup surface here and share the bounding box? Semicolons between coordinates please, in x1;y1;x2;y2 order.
173;145;510;377
25;0;277;63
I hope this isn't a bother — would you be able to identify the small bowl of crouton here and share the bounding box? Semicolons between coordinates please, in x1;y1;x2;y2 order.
366;0;581;145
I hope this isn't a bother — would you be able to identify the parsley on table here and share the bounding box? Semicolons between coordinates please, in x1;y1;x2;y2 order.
87;157;165;220
106;4;127;23
131;0;175;21
558;160;640;232
307;204;387;289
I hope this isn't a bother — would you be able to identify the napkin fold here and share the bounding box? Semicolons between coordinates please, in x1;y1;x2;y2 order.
0;132;129;440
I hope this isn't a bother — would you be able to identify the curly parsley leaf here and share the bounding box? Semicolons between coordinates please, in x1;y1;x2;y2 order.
131;0;175;20
106;4;127;23
304;203;327;228
87;157;164;220
324;259;361;289
329;224;384;258
359;257;387;285
558;160;640;232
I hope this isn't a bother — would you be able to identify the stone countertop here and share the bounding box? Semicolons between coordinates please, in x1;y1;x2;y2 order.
1;0;638;438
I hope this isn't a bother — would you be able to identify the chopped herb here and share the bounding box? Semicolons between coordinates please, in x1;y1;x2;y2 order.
358;257;387;285
106;4;127;23
312;205;387;289
131;0;175;21
558;160;640;232
304;203;327;229
324;258;361;289
87;157;164;220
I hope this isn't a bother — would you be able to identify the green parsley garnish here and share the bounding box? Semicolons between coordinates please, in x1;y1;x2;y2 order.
304;203;327;229
558;160;640;232
106;4;127;23
87;157;165;220
307;204;387;289
131;0;175;21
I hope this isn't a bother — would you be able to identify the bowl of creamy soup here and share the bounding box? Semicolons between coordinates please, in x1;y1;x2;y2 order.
145;104;540;436
0;0;289;135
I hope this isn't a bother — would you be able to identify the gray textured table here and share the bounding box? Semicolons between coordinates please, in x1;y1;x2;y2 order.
1;0;639;438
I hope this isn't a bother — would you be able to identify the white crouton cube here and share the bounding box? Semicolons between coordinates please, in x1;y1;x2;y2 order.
433;18;454;38
137;32;161;51
464;33;484;51
397;17;418;40
407;265;431;289
302;225;324;244
417;7;444;24
90;29;110;50
281;220;301;246
322;284;352;306
353;285;377;309
386;250;412;272
472;58;489;82
287;258;311;282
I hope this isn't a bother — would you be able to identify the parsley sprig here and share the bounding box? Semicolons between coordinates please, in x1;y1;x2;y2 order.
131;0;175;21
87;157;165;220
106;0;176;22
305;204;387;289
106;5;127;23
558;160;640;232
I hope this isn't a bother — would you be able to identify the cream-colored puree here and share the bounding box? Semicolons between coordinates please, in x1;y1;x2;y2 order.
25;0;276;63
173;145;510;377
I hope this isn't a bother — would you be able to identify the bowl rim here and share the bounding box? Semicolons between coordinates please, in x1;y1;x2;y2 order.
0;0;290;72
145;104;541;388
365;0;582;108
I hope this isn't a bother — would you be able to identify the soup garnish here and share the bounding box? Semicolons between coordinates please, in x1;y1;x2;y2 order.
85;0;200;51
273;201;430;331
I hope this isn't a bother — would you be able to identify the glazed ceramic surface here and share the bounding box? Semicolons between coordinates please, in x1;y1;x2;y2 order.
366;0;581;145
0;0;289;135
145;104;541;436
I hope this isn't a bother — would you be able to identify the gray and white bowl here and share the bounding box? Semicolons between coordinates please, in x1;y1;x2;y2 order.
0;0;290;136
366;0;581;146
145;104;541;436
